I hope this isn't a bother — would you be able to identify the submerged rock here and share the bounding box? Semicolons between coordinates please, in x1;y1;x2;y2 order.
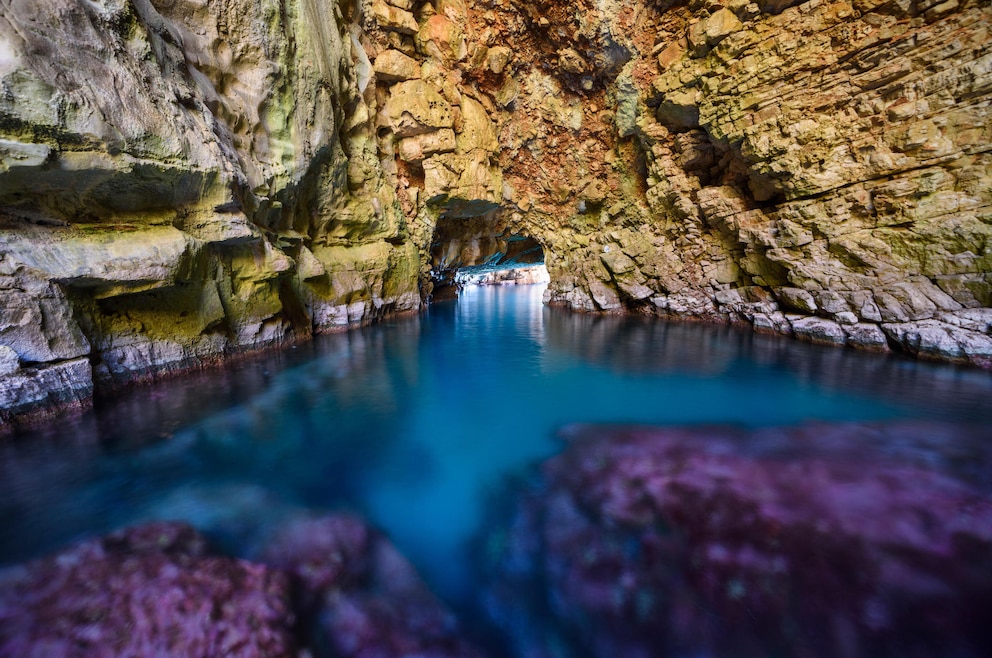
0;522;298;657
482;423;992;658
253;513;487;658
0;515;487;658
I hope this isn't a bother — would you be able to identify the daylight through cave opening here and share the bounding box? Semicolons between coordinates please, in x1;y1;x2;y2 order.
427;214;548;301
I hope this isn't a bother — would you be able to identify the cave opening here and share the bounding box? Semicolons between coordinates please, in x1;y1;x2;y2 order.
427;214;549;301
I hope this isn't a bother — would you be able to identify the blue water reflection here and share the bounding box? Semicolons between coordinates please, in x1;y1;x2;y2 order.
2;283;992;610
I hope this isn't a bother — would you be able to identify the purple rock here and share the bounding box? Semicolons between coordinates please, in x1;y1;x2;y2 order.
0;521;297;658
483;422;992;658
253;513;488;658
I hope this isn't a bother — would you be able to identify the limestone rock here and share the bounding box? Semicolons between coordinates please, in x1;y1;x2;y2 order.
0;0;421;418
423;152;502;216
455;97;498;154
373;49;422;82
0;357;93;424
882;320;992;367
398;129;457;162
790;316;847;346
940;308;992;334
843;323;890;352
486;46;512;74
372;1;419;35
383;80;454;137
0;346;17;376
688;9;743;57
416;14;467;63
776;287;817;314
2;226;201;298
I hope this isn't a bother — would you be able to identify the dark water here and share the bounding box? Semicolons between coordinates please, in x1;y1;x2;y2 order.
3;284;992;617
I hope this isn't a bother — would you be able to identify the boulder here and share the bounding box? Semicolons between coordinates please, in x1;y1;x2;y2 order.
790;315;847;345
882;319;992;367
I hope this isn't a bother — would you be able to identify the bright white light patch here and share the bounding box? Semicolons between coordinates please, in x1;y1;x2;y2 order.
0;37;19;77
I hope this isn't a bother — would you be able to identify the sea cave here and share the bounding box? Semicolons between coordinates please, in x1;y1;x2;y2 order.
1;1;992;657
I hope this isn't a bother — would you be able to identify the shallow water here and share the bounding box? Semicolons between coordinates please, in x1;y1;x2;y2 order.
3;284;992;622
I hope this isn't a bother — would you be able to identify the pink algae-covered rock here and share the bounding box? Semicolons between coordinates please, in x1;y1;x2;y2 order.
1;514;488;658
484;422;992;658
254;513;487;658
0;522;298;658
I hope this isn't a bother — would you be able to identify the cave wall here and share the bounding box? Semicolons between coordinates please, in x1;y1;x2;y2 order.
1;0;991;422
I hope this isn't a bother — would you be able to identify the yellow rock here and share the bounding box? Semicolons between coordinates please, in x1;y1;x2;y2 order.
373;49;422;82
382;80;454;137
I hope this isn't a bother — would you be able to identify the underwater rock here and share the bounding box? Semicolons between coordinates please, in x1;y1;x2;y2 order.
0;522;298;657
482;422;992;658
253;513;488;658
0;514;488;658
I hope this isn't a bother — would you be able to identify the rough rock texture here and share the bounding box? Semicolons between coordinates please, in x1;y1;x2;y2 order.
0;0;420;423
0;516;487;658
482;422;992;658
0;522;299;657
3;0;992;421
253;513;487;658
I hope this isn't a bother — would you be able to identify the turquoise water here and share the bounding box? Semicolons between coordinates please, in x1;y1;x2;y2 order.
3;283;992;606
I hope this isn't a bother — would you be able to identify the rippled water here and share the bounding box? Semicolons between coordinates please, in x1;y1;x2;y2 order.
3;283;992;621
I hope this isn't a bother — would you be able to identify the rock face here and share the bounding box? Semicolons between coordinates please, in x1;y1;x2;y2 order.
2;0;992;421
0;0;420;423
481;423;992;658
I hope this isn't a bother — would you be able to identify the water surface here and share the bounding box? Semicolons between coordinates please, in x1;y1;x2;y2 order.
3;283;992;607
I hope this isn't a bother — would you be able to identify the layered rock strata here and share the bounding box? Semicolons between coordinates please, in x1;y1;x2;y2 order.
0;0;420;423
2;0;991;422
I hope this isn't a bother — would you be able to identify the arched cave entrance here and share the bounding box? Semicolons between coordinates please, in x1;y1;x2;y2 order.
427;214;548;300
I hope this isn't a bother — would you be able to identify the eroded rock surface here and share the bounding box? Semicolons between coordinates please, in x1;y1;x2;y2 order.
0;0;420;422
3;0;992;422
